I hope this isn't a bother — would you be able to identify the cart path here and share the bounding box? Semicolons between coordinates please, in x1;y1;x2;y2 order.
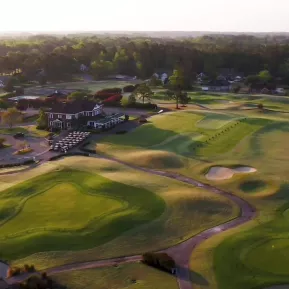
5;154;256;289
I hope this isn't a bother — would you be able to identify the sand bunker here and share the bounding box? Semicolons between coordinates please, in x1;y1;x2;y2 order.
206;166;257;181
0;262;8;278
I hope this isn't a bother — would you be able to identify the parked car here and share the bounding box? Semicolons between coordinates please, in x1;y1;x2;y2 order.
13;132;25;138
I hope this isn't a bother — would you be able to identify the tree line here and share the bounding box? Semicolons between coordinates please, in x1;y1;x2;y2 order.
1;34;289;84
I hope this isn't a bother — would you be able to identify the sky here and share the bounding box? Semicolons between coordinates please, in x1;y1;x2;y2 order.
1;0;289;33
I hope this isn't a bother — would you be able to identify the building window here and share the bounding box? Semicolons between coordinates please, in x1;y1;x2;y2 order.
58;114;62;118
66;115;72;120
49;114;53;119
86;112;90;116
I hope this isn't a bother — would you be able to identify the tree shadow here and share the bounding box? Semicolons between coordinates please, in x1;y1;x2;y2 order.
177;266;209;286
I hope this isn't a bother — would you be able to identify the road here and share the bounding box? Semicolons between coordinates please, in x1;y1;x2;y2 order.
5;153;256;288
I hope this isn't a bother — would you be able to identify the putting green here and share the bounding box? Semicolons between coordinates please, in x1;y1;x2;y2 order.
0;183;124;236
243;238;289;275
0;169;165;260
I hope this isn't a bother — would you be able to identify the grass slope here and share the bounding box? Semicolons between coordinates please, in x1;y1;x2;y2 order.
53;262;178;289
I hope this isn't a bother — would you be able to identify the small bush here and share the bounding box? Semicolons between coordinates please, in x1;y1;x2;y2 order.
142;252;175;273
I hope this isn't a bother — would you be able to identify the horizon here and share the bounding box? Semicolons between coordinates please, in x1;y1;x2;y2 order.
1;0;289;33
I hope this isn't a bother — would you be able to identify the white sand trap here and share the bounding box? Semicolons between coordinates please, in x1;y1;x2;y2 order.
206;166;257;181
0;262;9;278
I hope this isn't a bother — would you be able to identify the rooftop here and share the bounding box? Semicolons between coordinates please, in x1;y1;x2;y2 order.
50;100;100;114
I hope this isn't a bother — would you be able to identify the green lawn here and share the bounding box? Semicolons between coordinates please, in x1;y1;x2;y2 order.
26;80;141;94
53;262;179;289
4;156;237;270
0;169;165;260
0;126;47;138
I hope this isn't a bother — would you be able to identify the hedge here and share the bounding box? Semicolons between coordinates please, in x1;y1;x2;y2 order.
0;159;35;169
48;152;89;161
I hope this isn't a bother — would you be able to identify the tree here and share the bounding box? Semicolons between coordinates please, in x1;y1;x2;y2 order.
168;69;185;109
1;107;22;129
121;94;136;107
68;91;88;101
0;100;8;110
258;70;272;82
149;75;163;86
133;83;153;104
39;75;47;85
180;92;190;106
4;79;14;92
36;108;48;129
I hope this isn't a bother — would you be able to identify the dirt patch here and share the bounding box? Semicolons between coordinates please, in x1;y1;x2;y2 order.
206;166;257;181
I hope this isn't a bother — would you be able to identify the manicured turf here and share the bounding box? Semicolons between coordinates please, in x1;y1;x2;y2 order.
7;157;237;269
85;95;289;289
53;262;179;289
0;169;165;260
214;207;289;289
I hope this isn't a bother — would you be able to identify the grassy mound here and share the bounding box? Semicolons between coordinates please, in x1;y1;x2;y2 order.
0;169;165;260
122;150;184;169
239;180;267;194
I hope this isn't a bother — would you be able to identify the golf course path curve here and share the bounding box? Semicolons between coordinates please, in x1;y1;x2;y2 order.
5;154;257;289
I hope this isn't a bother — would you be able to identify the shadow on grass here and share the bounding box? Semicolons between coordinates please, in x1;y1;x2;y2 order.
178;266;209;286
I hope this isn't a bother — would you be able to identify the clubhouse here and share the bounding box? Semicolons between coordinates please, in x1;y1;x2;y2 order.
47;100;125;131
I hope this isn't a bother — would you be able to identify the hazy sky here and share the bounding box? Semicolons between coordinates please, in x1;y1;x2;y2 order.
1;0;289;32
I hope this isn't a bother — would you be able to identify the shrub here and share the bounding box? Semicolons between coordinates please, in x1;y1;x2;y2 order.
123;85;136;92
142;252;175;273
48;152;89;161
257;103;264;110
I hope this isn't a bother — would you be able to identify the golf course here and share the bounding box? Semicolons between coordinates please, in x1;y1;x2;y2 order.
1;93;289;289
81;94;289;289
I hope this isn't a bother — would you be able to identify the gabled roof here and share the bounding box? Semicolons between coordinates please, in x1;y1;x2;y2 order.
50;100;99;114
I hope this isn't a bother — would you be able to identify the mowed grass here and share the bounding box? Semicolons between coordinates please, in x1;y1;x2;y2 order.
0;168;165;260
53;262;178;289
7;156;237;269
195;113;237;130
0;183;123;236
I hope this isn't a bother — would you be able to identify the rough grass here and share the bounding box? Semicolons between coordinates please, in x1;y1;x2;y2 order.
53;262;179;289
7;156;238;270
0;126;47;138
239;180;267;194
0;168;165;260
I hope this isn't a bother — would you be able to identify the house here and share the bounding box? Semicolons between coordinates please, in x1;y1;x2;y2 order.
80;64;88;72
87;113;126;130
275;87;286;95
204;80;231;92
47;100;103;130
47;90;67;99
